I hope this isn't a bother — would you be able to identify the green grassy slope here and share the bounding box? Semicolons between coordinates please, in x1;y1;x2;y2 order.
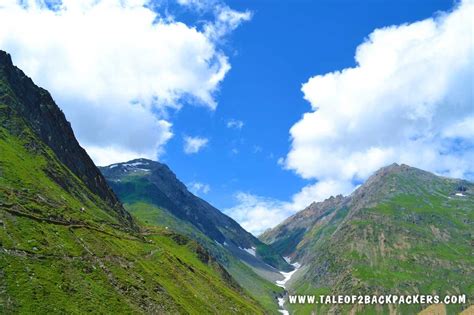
262;165;474;314
125;201;284;313
100;161;287;313
100;160;291;272
0;66;265;313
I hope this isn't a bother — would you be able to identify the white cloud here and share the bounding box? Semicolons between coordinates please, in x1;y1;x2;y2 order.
224;179;355;236
226;119;244;129
183;136;209;154
290;180;355;211
284;0;474;202
204;5;252;40
177;0;252;40
224;192;295;236
187;181;211;195
226;1;474;235
0;0;248;164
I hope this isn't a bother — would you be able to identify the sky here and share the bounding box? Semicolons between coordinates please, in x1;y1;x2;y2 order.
0;0;472;235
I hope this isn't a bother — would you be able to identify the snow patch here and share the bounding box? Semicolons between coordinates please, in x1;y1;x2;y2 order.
455;193;465;197
240;246;256;256
276;260;301;314
134;168;150;172
109;164;118;169
277;298;288;315
123;161;147;167
276;262;300;289
277;297;285;308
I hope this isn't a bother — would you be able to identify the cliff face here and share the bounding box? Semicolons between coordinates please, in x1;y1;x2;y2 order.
0;50;133;227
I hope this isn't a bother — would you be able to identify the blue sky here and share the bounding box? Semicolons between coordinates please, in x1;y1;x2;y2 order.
163;0;455;208
1;0;472;234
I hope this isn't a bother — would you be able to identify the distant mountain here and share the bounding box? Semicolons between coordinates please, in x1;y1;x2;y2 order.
0;50;265;314
101;159;255;247
100;158;291;312
261;164;473;314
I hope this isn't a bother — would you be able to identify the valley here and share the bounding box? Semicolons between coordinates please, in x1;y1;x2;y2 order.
0;50;269;314
0;48;472;314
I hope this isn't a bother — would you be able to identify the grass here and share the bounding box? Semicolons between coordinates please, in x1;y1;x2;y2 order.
273;172;473;314
0;102;265;314
125;201;284;314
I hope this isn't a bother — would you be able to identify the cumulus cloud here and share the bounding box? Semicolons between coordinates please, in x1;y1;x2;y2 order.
226;119;244;129
187;181;211;195
183;136;209;154
204;5;252;40
177;0;252;40
0;0;248;165
224;179;355;236
226;1;474;235
284;0;473;199
224;192;295;236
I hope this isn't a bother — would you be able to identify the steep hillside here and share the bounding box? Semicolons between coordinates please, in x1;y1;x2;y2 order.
261;164;474;314
0;51;127;220
100;159;290;271
0;50;265;314
100;159;288;312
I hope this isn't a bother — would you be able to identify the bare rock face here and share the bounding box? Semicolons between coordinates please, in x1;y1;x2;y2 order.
0;50;134;228
260;194;348;257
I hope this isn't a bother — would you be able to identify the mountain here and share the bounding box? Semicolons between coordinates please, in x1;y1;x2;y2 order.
100;159;291;312
0;52;131;227
260;164;473;314
100;159;290;270
0;50;265;314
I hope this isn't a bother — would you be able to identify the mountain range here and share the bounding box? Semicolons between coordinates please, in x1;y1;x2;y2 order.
99;158;290;311
0;49;472;314
0;50;272;313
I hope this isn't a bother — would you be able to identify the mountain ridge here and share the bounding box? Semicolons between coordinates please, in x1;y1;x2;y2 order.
100;157;291;271
100;158;293;312
260;163;473;314
0;49;266;314
0;51;134;229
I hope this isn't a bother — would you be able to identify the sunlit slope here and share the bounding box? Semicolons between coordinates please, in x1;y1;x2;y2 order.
101;159;290;271
261;164;474;314
0;50;264;314
100;161;286;313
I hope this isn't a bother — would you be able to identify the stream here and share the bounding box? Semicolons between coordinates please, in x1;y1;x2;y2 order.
275;259;301;315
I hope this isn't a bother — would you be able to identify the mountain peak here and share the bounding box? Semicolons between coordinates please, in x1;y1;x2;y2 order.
100;158;292;271
0;50;134;228
0;50;13;67
260;165;473;314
